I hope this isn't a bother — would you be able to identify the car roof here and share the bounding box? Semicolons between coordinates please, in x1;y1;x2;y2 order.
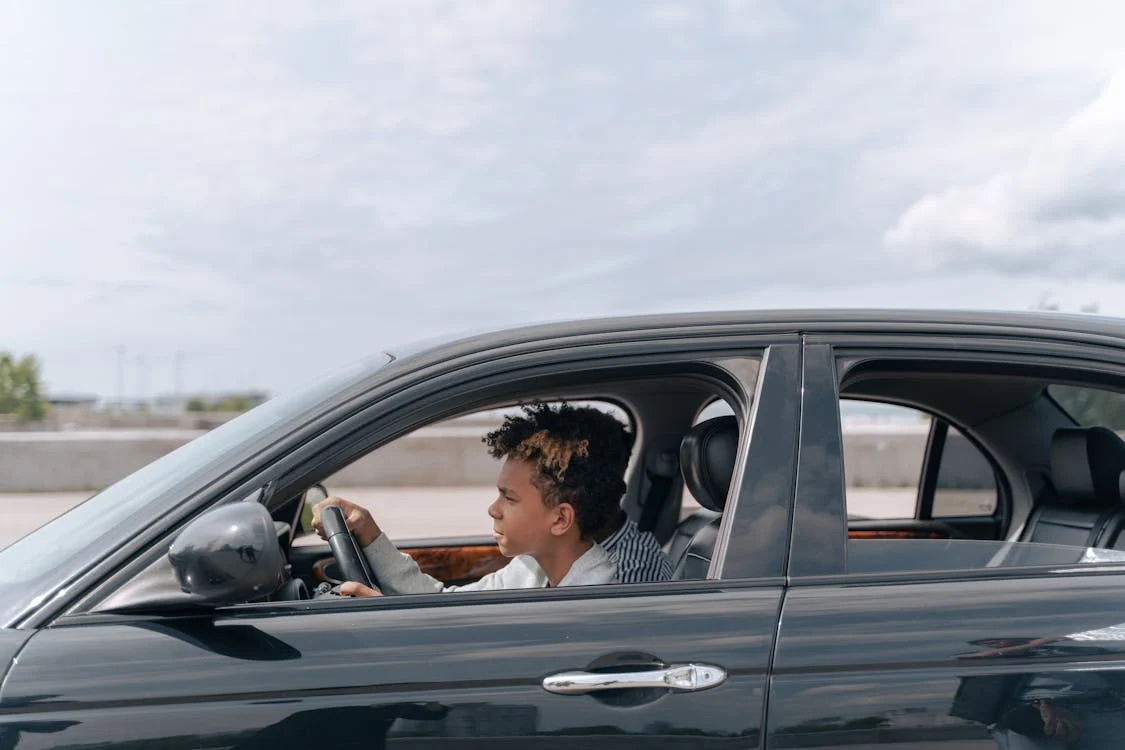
385;308;1125;364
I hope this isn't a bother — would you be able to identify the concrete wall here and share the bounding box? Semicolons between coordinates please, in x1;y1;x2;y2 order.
0;425;997;493
841;430;995;490
0;431;206;492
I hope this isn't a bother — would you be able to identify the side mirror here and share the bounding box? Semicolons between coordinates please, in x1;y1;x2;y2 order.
168;502;286;606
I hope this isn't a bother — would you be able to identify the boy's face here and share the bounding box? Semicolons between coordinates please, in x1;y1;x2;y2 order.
488;458;569;558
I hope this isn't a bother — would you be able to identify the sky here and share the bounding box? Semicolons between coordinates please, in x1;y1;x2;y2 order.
3;1;1125;400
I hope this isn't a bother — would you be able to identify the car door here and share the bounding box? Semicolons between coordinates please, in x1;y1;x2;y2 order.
3;587;782;749
0;343;801;750
766;339;1125;749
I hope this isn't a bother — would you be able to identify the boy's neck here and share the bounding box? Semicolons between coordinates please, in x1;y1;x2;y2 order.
536;537;594;587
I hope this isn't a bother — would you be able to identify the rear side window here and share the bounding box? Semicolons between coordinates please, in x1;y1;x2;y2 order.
840;402;997;520
1049;385;1125;431
932;429;998;518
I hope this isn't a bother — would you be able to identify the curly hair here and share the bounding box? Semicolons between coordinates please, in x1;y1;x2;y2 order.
483;402;634;538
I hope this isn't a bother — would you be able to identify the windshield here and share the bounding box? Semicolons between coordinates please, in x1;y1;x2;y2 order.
0;353;389;627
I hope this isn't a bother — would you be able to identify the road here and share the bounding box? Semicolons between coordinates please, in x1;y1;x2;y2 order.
0;486;926;550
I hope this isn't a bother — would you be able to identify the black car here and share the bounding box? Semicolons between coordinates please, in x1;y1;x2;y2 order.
5;309;1125;749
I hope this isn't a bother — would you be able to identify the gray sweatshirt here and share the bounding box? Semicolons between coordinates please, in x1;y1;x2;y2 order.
361;533;619;594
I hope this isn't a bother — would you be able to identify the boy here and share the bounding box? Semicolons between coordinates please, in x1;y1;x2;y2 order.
312;402;633;594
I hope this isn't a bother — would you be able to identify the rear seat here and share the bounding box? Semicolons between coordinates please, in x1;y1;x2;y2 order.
669;416;737;579
1019;427;1125;548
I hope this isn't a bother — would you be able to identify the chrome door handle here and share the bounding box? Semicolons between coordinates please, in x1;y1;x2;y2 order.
542;663;727;695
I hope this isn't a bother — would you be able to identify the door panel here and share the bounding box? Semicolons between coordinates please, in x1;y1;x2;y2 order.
767;574;1125;749
1;586;779;748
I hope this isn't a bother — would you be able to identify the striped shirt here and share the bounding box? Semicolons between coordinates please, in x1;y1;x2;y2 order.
602;518;673;583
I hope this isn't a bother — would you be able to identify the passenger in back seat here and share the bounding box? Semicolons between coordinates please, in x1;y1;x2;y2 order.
593;510;673;583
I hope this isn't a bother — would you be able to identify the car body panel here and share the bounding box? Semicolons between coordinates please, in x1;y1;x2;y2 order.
768;574;1125;748
1;586;779;748
0;629;31;690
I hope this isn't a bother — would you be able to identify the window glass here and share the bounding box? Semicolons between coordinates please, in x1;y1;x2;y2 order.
1049;384;1125;431
932;429;998;517
840;401;996;520
311;401;632;543
841;401;925;520
835;384;1124;580
847;538;1125;576
695;398;734;424
288;400;645;595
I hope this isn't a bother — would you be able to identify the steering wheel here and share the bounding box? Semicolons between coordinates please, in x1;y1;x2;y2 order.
320;506;378;589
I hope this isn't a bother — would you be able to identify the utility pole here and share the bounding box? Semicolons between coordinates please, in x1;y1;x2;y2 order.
175;349;185;396
136;353;147;409
115;345;126;412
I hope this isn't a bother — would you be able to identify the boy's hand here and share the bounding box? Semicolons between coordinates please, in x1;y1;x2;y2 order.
1036;699;1084;744
311;496;381;548
339;581;383;598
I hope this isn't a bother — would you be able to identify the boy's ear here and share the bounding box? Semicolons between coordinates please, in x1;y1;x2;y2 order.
550;502;577;536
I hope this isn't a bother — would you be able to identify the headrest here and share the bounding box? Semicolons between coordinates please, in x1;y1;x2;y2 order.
680;416;739;512
1049;427;1125;507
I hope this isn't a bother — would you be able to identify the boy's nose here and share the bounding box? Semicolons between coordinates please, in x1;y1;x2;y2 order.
487;497;503;519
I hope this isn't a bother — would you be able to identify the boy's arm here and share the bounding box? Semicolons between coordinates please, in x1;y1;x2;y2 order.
362;534;446;595
362;534;523;594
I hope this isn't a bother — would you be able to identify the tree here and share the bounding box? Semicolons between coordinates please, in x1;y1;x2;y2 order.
185;396;253;413
0;353;48;421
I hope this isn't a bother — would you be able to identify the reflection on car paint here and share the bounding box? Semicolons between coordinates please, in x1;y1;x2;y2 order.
769;573;1125;748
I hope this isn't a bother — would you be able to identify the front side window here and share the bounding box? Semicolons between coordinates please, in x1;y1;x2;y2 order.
306;400;632;545
289;398;684;598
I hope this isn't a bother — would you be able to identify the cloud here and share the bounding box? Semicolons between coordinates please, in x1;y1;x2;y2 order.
885;68;1125;275
647;4;700;27
6;1;1125;398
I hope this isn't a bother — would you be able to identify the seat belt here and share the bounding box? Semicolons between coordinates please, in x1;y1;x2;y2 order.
639;443;680;533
